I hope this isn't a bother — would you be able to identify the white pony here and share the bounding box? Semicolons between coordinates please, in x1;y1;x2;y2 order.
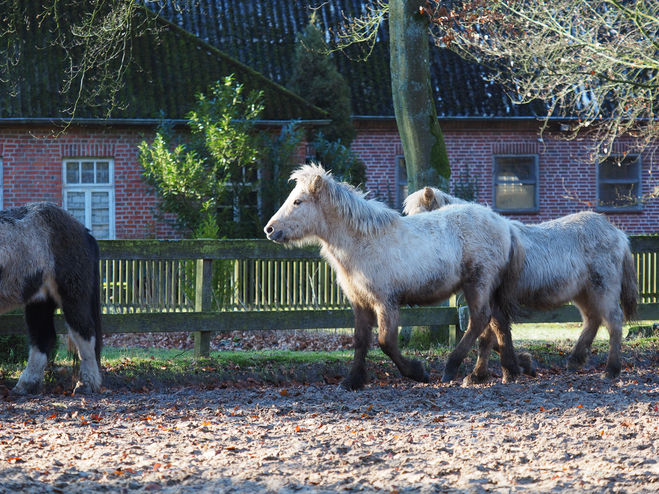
265;164;523;390
404;187;638;382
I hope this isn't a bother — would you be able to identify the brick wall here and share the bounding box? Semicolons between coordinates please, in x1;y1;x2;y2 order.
3;122;658;238
352;121;659;235
0;124;179;239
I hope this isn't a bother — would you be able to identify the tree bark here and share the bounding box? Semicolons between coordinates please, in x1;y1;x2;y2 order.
389;0;450;193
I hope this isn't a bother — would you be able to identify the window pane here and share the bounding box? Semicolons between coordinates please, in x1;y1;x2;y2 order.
66;192;86;224
66;162;80;184
599;157;640;180
495;184;536;210
599;183;639;208
96;162;110;183
81;162;95;184
495;157;535;181
91;192;110;239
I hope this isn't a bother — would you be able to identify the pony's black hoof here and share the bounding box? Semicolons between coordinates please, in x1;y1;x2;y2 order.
441;372;456;383
339;376;366;391
602;367;621;381
463;372;489;385
420;372;430;383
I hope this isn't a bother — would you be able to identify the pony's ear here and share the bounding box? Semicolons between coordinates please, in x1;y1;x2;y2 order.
423;187;435;205
309;175;324;195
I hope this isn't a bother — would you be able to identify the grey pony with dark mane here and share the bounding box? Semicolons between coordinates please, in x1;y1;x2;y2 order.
265;164;524;390
1;202;102;394
404;186;638;382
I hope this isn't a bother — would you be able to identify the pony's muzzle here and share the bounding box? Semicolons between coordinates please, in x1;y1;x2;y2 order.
264;224;284;243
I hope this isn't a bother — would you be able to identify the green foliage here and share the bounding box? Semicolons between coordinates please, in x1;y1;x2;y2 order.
311;134;367;187
139;75;264;238
453;165;479;202
259;121;306;217
0;335;29;364
288;20;356;146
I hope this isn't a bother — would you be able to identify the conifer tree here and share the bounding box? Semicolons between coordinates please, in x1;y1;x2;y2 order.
288;20;356;146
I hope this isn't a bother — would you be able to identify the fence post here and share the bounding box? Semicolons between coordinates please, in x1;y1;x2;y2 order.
194;258;213;357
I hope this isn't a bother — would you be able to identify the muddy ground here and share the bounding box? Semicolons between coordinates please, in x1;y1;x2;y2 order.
1;333;658;493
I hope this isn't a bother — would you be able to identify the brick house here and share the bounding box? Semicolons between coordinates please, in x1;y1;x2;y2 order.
153;0;659;235
0;2;327;239
2;1;657;237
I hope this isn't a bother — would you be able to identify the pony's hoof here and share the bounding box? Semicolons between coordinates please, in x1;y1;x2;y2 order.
11;382;41;395
73;381;94;395
421;372;430;383
339;377;366;391
518;352;537;377
602;367;621;381
440;372;456;383
463;372;489;385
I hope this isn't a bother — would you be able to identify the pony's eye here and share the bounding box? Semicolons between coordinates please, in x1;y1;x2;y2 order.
293;199;302;206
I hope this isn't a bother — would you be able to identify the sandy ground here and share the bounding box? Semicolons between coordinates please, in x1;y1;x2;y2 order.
1;365;658;493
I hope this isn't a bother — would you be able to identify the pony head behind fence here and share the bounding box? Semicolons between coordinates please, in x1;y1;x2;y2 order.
265;163;524;389
404;187;638;382
0;202;102;394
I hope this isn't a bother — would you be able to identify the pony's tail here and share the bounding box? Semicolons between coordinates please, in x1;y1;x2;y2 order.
620;243;638;323
493;225;525;322
87;232;103;368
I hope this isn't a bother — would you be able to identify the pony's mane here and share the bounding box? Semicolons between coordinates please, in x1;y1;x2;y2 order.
291;163;400;235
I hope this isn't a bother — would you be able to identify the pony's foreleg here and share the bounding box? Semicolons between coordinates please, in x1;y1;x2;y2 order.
377;307;429;384
341;305;376;391
13;300;58;395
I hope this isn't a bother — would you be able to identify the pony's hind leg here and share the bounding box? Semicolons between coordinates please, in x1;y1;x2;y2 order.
442;283;493;382
67;329;102;394
567;299;602;375
377;307;429;385
13;300;58;395
341;304;376;391
601;306;624;380
463;324;495;385
61;299;102;394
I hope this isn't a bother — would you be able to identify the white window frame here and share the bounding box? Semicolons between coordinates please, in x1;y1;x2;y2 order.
62;158;116;239
493;154;539;213
597;154;642;211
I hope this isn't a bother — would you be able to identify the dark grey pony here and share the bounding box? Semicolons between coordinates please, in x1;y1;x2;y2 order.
404;187;638;382
1;202;102;394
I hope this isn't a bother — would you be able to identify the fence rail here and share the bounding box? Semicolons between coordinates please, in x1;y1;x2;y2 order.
2;236;659;356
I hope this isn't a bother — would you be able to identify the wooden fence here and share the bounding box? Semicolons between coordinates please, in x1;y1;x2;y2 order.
1;236;659;357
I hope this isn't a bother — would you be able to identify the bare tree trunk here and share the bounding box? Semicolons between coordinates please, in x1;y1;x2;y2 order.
389;0;450;194
390;0;453;346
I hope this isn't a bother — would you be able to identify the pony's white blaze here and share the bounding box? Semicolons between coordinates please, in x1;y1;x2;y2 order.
265;163;522;389
403;187;638;382
13;348;48;395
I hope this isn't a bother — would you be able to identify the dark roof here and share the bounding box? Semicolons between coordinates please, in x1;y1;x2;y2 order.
0;1;326;121
151;0;548;118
